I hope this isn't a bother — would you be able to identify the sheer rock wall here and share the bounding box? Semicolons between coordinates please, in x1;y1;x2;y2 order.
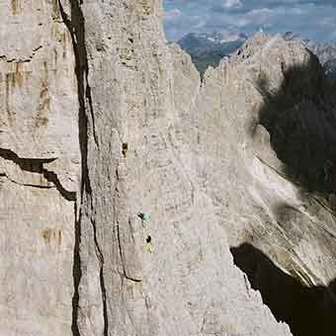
196;35;336;287
2;1;335;336
0;1;79;336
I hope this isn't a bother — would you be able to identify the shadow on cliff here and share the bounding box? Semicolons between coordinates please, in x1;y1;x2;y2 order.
231;243;336;336
254;51;336;195
242;52;336;335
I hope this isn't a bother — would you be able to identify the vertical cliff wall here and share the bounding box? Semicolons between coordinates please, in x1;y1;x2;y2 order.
0;1;79;335
60;1;291;335
193;35;336;335
4;1;335;336
194;34;336;287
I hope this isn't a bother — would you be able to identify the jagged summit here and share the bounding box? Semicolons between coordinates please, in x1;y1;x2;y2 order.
179;29;336;79
282;31;336;80
283;31;310;44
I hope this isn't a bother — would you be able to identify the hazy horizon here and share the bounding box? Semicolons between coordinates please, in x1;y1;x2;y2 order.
164;0;336;43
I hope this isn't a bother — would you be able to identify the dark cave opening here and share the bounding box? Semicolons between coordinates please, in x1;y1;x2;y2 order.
231;243;336;336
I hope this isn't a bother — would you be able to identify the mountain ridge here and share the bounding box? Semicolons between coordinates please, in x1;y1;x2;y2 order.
178;31;336;78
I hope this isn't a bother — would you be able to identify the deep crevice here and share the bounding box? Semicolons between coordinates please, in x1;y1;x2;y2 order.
100;263;109;336
90;216;109;336
72;201;82;336
42;169;76;201
58;1;107;334
0;147;56;169
85;78;99;147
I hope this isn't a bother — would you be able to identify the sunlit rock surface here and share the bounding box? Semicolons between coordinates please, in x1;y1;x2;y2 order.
0;1;79;335
1;1;336;336
194;34;336;335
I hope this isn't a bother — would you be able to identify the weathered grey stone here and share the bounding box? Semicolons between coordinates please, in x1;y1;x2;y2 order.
0;1;79;335
196;34;336;289
2;1;336;336
0;0;80;191
69;2;291;336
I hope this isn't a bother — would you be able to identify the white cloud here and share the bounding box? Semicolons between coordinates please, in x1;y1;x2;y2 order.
223;0;242;8
243;8;274;25
163;0;336;42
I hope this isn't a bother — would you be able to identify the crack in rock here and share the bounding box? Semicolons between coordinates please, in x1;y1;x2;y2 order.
116;223;142;283
0;45;44;63
58;0;106;334
0;147;75;201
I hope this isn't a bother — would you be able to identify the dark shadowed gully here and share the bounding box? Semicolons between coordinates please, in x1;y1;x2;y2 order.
231;243;336;336
233;56;336;336
255;54;336;196
58;0;107;335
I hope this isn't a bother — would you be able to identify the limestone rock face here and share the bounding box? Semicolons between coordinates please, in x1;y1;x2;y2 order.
196;33;336;286
194;34;336;334
0;1;79;335
2;1;336;336
68;2;290;336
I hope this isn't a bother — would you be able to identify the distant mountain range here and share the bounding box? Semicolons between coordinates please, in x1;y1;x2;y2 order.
177;32;248;75
177;31;336;79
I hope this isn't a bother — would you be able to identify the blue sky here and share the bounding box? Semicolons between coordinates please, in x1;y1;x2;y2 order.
164;0;336;42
